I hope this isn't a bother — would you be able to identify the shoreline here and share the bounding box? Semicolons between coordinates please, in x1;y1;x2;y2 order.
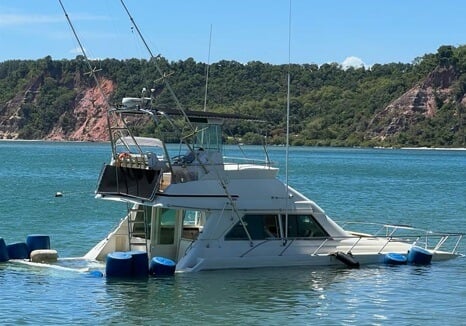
399;147;466;151
1;139;465;151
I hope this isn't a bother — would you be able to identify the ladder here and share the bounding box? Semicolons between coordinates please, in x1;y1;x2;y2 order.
127;204;150;253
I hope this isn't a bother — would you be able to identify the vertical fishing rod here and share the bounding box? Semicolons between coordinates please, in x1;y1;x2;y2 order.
57;0;108;106
119;0;194;132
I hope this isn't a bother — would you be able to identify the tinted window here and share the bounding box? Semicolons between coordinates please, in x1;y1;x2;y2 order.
282;215;327;238
225;214;279;240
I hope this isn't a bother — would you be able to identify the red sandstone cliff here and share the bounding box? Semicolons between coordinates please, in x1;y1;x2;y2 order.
45;79;114;141
367;66;462;140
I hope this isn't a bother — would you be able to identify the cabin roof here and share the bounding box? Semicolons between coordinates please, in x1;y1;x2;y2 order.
113;105;263;122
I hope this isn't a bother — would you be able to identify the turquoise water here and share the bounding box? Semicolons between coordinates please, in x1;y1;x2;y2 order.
0;141;465;325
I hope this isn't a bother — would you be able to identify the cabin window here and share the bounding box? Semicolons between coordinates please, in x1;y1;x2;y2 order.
225;214;279;240
158;209;176;244
225;214;327;240
282;214;327;238
193;123;222;151
182;210;203;240
183;210;203;226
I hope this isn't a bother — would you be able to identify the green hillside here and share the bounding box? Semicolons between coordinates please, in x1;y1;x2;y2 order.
0;45;465;147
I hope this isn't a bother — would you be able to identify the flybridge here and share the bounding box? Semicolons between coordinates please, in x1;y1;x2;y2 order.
96;95;237;202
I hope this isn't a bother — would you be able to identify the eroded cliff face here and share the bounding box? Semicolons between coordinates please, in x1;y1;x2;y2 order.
0;74;45;140
45;79;114;141
368;66;461;140
0;76;115;141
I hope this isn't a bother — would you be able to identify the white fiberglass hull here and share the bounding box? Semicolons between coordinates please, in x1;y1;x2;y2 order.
175;238;458;272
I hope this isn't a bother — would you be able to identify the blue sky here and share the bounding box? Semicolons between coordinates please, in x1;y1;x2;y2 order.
1;0;465;67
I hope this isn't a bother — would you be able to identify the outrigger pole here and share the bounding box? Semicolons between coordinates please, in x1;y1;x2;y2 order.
119;0;194;132
57;0;109;109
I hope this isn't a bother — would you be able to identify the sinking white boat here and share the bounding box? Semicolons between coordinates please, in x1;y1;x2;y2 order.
84;98;463;273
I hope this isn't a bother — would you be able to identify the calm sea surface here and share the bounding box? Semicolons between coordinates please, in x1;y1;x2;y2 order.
0;141;465;325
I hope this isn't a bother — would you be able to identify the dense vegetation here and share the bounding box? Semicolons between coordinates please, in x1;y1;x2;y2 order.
1;45;466;147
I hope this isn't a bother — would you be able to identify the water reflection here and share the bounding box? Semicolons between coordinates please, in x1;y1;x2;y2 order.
100;266;400;324
90;261;466;324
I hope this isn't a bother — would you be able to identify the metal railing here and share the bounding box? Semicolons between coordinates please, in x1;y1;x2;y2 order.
237;223;464;259
337;221;464;255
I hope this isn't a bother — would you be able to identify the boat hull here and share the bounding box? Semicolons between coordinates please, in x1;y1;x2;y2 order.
175;238;458;272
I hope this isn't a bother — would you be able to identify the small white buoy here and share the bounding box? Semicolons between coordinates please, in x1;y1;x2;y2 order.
55;192;63;197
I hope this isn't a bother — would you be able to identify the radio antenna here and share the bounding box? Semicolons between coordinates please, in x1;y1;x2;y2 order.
203;24;213;112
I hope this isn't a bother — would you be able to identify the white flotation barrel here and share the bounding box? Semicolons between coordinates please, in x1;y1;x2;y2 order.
149;257;176;276
26;234;51;255
30;249;58;263
0;238;9;262
407;246;432;265
384;252;407;265
7;242;29;259
129;251;149;277
106;252;133;277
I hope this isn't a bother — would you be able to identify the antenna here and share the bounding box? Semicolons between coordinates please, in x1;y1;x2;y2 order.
203;24;213;112
284;0;292;242
286;0;291;183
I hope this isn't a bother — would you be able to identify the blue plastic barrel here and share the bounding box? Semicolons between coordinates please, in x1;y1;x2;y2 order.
407;246;433;265
26;234;50;254
149;256;176;276
129;251;149;277
384;252;407;265
0;238;9;262
106;252;133;277
86;270;104;278
7;242;29;259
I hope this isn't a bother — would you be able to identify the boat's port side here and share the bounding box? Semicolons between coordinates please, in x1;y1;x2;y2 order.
173;214;463;271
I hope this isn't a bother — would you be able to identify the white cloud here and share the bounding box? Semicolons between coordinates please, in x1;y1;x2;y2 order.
341;56;366;70
69;46;85;56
